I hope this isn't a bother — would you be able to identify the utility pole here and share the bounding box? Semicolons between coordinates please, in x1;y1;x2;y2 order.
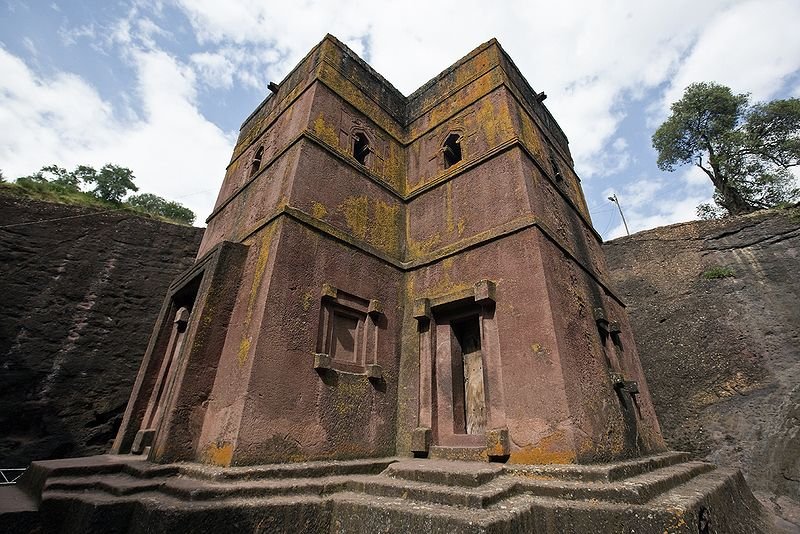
607;194;630;236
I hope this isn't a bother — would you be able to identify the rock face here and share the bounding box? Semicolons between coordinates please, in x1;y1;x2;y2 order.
604;208;800;524
0;192;203;466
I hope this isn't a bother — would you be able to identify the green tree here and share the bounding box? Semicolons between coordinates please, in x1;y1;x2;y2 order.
90;164;138;203
17;164;80;191
652;82;800;217
127;193;196;225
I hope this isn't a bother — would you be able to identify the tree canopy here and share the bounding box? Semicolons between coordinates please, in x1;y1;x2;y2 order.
652;82;800;217
127;193;196;225
18;163;139;201
11;164;195;225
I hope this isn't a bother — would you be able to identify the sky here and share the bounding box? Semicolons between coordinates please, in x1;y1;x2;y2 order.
1;1;799;238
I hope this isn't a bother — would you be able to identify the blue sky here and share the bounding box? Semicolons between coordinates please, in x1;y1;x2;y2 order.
1;0;799;238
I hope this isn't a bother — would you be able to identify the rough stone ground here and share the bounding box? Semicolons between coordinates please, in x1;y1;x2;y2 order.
0;193;203;467
604;206;800;530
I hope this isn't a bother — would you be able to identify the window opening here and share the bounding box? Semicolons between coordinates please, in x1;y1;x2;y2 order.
451;315;486;435
353;133;370;165
548;150;563;181
443;133;462;169
250;145;264;177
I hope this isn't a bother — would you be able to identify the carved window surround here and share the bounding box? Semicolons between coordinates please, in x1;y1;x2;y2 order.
313;283;383;379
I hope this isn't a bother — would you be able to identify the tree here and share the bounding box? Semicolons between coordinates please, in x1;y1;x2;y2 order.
127;193;196;225
17;164;80;191
652;82;800;217
16;163;139;201
90;164;138;203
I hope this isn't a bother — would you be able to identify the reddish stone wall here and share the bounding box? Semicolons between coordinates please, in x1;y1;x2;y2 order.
0;192;202;466
117;35;666;467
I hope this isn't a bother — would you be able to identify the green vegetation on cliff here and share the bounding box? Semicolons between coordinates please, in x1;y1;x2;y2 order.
4;164;195;225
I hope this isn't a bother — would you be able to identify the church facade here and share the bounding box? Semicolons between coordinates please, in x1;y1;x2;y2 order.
113;35;666;467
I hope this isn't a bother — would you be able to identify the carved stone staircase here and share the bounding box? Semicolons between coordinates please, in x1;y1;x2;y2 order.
0;452;771;533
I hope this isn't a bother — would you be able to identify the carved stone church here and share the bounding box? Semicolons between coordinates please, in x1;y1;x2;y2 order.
2;35;769;533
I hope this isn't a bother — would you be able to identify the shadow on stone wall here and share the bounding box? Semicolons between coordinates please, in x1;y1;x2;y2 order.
0;193;203;467
604;206;800;527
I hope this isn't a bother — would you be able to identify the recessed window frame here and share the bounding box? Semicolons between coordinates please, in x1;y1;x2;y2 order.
250;145;264;177
315;284;383;376
352;132;371;166
443;132;463;169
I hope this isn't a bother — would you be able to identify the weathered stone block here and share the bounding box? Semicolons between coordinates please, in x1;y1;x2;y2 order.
473;280;496;305
313;353;332;370
411;427;431;453
412;298;430;321
366;363;383;380
485;428;510;457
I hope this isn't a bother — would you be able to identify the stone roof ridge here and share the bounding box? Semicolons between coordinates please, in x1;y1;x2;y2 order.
241;34;568;146
489;39;569;146
324;35;567;144
321;34;408;103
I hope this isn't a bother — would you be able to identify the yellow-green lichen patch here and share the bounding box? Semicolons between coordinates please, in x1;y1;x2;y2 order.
508;431;577;465
204;441;234;467
311;201;328;219
457;218;466;236
445;182;455;234
369;199;401;256
336;196;401;257
406;233;441;260
301;291;314;312
238;226;276;366
313;114;339;147
339;196;369;240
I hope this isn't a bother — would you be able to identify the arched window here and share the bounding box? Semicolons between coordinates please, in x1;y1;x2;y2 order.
548;149;563;181
250;145;264;177
443;133;462;169
353;133;370;165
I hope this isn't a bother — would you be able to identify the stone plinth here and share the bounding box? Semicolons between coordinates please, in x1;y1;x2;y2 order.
0;453;771;533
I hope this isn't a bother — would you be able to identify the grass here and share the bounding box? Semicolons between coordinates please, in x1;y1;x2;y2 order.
702;266;735;279
0;181;193;226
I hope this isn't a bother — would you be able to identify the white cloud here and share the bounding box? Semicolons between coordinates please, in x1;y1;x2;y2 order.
191;52;235;90
0;45;234;222
3;0;799;233
656;0;800;119
171;0;755;182
603;178;713;240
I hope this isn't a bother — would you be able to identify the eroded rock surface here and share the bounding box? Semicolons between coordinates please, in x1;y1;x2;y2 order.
0;193;202;466
605;207;800;527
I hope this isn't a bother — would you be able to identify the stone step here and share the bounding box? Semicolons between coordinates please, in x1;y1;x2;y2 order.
512;461;715;504
42;489;332;534
384;459;503;486
354;474;517;508
428;445;488;462
28;462;769;533
175;456;397;481
38;457;714;509
43;472;351;502
45;473;166;497
329;490;496;533
503;451;692;482
0;485;43;533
